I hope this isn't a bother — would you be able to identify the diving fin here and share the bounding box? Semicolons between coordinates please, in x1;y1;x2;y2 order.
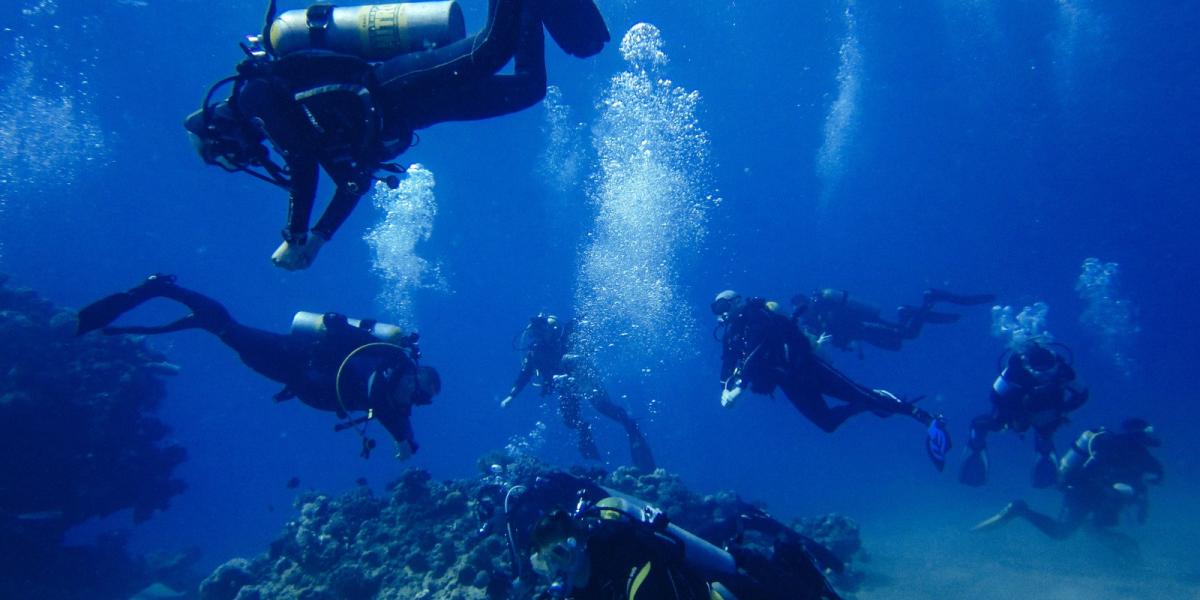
971;500;1026;532
924;289;996;306
926;418;951;472
1032;454;1058;488
958;448;988;487
76;274;176;336
627;427;657;472
539;0;610;58
922;310;961;324
77;292;144;335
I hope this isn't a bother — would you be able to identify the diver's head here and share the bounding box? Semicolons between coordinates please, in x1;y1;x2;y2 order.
530;509;589;592
389;366;442;407
1020;343;1059;382
184;101;263;171
1121;417;1161;447
711;290;741;320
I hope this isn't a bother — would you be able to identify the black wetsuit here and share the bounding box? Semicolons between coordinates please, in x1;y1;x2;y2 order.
720;298;935;432
557;509;840;600
967;351;1088;458
1008;430;1163;541
80;279;423;450
227;0;547;243
508;319;653;468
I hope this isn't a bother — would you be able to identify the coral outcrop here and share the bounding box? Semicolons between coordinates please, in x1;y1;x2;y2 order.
0;275;189;598
202;454;863;600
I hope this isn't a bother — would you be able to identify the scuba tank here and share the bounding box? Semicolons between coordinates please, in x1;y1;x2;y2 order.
269;2;466;61
1058;429;1101;478
291;311;406;342
593;493;738;579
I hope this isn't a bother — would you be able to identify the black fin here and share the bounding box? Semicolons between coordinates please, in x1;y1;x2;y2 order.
925;289;996;306
959;449;988;487
627;427;656;471
923;311;962;324
77;292;142;336
540;0;610;58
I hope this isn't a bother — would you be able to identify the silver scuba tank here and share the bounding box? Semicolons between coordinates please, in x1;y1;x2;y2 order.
291;311;406;342
1058;429;1099;476
269;2;466;61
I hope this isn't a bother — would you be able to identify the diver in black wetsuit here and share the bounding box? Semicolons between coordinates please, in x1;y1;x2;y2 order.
794;288;995;355
710;290;951;471
501;314;656;471
184;0;609;270
76;275;440;459
501;472;843;600
973;419;1163;552
959;341;1089;488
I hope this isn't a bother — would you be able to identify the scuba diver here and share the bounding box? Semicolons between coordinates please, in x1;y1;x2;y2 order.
959;340;1089;487
185;0;609;270
494;471;843;599
75;275;440;459
794;288;995;355
973;419;1163;548
502;314;656;471
710;291;951;471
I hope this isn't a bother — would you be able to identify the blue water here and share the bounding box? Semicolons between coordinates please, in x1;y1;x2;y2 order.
3;0;1198;593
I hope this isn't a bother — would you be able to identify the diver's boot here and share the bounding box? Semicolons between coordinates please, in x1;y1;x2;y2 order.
624;423;656;471
959;448;989;487
538;0;610;58
971;500;1027;532
77;274;177;335
923;289;996;306
1031;453;1058;488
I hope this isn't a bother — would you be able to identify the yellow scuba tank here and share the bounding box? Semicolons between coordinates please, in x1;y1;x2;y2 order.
269;2;466;61
291;311;406;342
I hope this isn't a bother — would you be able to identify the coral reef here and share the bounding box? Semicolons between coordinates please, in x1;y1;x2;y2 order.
201;454;863;600
0;275;189;598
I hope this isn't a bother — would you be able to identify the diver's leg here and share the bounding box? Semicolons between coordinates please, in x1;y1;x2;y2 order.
1018;503;1076;540
401;4;547;127
780;377;863;433
960;414;999;486
856;321;905;350
374;0;523;90
586;386;656;470
559;392;599;459
1032;431;1059;488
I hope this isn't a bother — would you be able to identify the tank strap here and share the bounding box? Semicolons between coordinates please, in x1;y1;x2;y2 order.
306;4;336;48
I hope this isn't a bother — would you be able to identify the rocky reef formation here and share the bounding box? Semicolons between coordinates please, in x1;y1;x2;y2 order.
0;275;189;598
201;453;864;600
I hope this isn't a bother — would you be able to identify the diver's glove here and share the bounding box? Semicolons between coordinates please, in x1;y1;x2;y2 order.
271;231;327;270
926;418;951;472
500;394;515;408
720;378;744;408
395;439;416;461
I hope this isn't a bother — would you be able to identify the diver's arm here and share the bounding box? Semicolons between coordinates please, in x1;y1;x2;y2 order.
376;407;418;459
283;157;320;242
311;162;373;241
502;355;536;407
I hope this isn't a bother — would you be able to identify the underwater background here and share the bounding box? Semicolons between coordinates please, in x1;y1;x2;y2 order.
2;0;1199;597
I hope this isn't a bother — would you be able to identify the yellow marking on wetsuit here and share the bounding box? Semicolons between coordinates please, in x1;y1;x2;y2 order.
628;561;653;599
710;586;727;600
